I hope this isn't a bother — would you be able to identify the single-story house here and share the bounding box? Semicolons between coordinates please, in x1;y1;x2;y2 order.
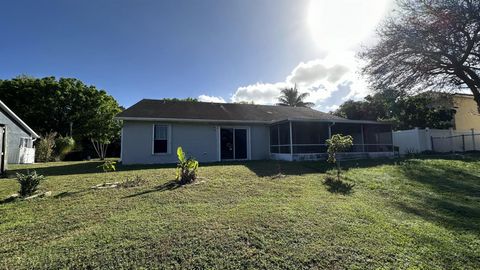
116;99;394;164
0;100;39;172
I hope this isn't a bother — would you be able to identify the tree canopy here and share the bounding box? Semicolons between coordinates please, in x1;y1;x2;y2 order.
334;90;455;130
0;76;122;146
361;0;480;107
277;85;314;107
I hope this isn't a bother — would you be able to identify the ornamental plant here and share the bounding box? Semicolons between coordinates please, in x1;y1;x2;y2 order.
176;146;198;184
326;134;353;181
99;160;116;173
16;171;45;197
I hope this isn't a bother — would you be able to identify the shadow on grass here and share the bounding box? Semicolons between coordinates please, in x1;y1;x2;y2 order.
53;189;91;199
394;199;480;233
6;161;177;177
241;153;480;177
392;159;480;234
0;195;18;205
123;180;182;198
400;159;480;198
5;152;480;178
323;176;355;195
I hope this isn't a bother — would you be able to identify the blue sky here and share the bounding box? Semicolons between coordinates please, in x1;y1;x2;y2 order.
0;0;391;110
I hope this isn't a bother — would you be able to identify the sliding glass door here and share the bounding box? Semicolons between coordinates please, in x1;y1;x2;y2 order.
220;128;248;160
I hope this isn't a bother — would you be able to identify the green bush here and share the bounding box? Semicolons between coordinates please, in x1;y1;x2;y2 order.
16;171;45;197
326;134;353;181
35;132;57;162
176;147;198;184
98;160;116;173
54;136;75;160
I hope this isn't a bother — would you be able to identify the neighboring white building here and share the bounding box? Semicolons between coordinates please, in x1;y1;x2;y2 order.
0;100;39;172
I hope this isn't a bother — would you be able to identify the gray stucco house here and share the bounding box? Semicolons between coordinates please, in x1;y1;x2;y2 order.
0;100;39;172
116;99;394;165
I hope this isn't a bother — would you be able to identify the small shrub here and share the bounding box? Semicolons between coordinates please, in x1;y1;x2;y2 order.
35;132;57;162
16;171;45;197
176;146;198;184
119;175;146;188
326;134;353;181
54;136;75;160
98;160;116;173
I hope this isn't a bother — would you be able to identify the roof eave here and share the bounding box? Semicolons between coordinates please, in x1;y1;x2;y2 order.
0;100;40;138
116;116;391;126
273;118;391;125
115;116;273;124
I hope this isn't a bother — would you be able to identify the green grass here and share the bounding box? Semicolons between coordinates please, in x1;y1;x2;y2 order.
0;155;479;269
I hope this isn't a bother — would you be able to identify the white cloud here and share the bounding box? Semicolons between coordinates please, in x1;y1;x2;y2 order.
228;52;371;110
286;59;349;87
198;94;226;103
230;82;288;105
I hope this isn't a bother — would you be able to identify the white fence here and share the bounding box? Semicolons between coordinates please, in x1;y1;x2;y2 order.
393;128;480;155
9;146;35;164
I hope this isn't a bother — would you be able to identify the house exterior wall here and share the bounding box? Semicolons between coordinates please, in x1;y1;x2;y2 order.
0;110;33;164
453;95;480;131
121;120;270;164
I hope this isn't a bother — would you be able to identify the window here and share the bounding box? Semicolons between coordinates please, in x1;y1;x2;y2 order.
153;125;169;154
19;137;32;148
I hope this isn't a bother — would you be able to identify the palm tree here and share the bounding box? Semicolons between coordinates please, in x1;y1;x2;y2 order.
276;85;314;107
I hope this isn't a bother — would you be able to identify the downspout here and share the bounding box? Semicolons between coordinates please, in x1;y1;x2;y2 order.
328;122;336;139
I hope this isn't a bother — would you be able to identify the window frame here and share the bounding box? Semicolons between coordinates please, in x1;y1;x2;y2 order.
152;124;171;155
19;137;33;148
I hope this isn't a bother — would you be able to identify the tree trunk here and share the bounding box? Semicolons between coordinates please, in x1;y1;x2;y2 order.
91;139;107;160
456;68;480;112
336;161;341;182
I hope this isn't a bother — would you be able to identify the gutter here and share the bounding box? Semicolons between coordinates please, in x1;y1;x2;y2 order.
115;116;272;124
116;116;392;126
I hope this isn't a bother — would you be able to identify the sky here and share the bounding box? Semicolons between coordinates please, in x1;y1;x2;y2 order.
0;0;393;111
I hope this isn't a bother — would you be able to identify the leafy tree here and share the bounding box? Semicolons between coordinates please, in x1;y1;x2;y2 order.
277;85;314;107
333;91;396;121
0;76;122;159
334;91;454;130
394;93;455;129
326;134;353;181
360;0;480;109
84;93;122;159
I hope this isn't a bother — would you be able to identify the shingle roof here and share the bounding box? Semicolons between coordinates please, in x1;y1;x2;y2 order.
116;99;345;123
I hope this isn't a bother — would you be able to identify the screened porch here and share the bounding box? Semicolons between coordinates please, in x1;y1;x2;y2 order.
269;120;393;161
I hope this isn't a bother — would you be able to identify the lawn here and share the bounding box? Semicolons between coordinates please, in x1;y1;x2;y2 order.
0;155;479;269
